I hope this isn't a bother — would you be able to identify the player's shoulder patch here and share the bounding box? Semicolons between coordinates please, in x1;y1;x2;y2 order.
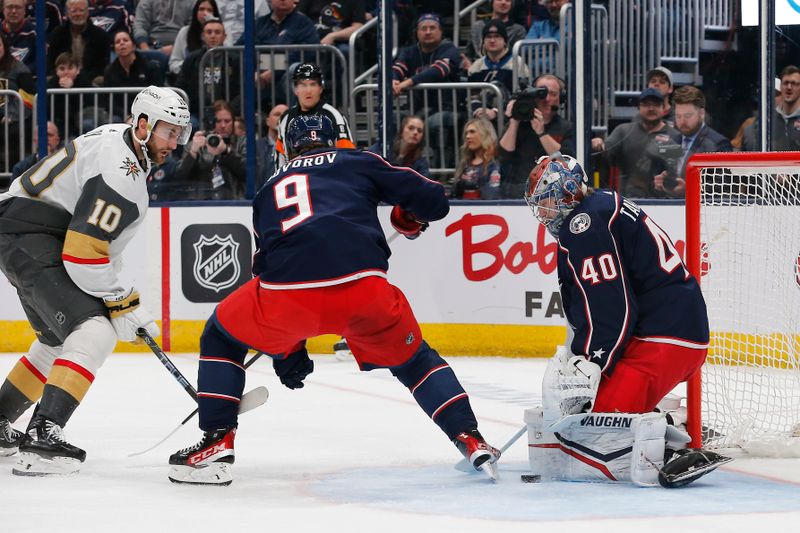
569;212;591;234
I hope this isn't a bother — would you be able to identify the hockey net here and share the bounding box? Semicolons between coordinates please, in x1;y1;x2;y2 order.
686;152;800;456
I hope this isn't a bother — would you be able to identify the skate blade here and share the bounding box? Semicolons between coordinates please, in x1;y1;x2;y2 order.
479;460;499;482
12;452;81;476
0;447;19;457
168;463;232;486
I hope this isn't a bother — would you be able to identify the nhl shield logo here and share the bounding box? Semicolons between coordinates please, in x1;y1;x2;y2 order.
192;234;241;292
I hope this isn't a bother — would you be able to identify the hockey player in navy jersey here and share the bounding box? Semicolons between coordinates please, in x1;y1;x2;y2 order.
168;112;500;485
523;153;730;488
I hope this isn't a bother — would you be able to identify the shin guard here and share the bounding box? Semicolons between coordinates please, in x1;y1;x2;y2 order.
197;315;249;431
390;341;477;440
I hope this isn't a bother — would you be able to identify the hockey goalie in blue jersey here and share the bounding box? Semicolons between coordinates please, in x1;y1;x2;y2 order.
522;153;731;488
167;112;500;485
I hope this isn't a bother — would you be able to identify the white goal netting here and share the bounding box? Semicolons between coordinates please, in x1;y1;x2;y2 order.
697;162;800;456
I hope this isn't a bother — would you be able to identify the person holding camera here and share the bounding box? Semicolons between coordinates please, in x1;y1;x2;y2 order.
592;88;680;199
498;73;574;199
174;99;246;199
655;85;731;198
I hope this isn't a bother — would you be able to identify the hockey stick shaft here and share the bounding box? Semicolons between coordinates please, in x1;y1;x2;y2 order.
138;329;197;401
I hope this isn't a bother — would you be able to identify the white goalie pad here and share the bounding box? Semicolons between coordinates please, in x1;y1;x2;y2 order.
525;407;670;487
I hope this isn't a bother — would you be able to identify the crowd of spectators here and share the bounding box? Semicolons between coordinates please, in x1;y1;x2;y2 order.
1;1;798;200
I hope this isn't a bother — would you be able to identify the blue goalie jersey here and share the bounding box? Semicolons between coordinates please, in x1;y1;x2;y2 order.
252;148;449;287
557;190;709;375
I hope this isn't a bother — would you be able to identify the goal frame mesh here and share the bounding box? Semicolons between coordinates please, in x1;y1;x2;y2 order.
685;151;800;452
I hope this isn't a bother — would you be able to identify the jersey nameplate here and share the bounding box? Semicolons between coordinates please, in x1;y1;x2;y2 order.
270;152;338;180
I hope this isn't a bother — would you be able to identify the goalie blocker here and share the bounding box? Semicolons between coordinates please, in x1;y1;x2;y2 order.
524;407;731;488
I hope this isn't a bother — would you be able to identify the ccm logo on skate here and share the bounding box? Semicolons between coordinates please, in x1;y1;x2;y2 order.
189;443;228;465
580;416;632;428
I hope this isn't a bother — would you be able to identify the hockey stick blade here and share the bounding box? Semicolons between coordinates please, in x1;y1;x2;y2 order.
127;386;269;458
454;425;527;473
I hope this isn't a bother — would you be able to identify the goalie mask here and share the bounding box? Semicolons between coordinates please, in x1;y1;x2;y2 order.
524;153;588;237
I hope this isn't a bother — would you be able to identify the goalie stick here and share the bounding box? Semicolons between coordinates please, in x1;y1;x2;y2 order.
454;425;527;473
129;330;268;457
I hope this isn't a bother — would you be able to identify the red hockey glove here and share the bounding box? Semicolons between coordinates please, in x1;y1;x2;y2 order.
390;205;429;240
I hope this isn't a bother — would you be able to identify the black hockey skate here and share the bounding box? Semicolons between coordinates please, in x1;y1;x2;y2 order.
12;416;86;476
168;427;236;486
658;448;733;488
0;415;24;456
333;338;353;361
453;429;501;480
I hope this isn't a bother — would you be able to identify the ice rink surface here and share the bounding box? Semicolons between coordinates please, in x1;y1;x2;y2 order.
1;352;799;532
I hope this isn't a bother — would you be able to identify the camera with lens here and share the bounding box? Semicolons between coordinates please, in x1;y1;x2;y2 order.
646;141;684;189
509;79;549;122
206;133;222;148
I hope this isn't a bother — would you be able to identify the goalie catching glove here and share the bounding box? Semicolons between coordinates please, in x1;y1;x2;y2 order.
559;356;602;415
103;289;159;343
390;205;429;240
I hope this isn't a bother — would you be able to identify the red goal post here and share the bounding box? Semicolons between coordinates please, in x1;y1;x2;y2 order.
685;152;800;453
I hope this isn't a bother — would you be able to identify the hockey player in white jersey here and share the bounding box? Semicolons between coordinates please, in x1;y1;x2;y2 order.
0;86;191;475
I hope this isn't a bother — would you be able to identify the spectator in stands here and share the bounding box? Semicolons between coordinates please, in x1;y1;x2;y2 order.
169;0;221;77
468;19;530;122
233;115;245;137
23;0;64;33
46;52;94;135
297;0;365;54
174;99;246;199
656;85;731;197
592;87;680;198
217;0;270;46
499;73;574;198
511;0;549;29
103;30;164;118
47;0;111;80
451;118;501;200
244;0;319;102
392;13;460;97
2;0;37;70
11;121;62;178
133;0;194;74
773;65;800;151
463;0;526;68
89;0;133;38
392;13;461;169
0;29;33;122
256;103;288;188
525;0;567;41
367;114;430;178
177;17;238;120
646;66;674;127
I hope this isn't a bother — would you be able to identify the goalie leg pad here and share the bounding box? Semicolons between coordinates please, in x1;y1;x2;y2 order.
390;341;477;440
198;315;250;431
526;408;669;486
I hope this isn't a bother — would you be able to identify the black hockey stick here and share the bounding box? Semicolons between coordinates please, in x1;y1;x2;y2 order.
130;330;268;457
137;329;198;401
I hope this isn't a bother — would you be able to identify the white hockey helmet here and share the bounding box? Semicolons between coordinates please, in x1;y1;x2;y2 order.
130;86;192;145
524;152;588;237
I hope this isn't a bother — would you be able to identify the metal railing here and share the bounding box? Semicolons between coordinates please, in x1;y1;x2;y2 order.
609;0;660;98
511;38;561;91
350;82;504;180
457;0;491;50
657;0;702;81
560;4;611;132
196;44;349;127
44;87;189;142
703;0;734;30
0;90;26;183
348;16;399;90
